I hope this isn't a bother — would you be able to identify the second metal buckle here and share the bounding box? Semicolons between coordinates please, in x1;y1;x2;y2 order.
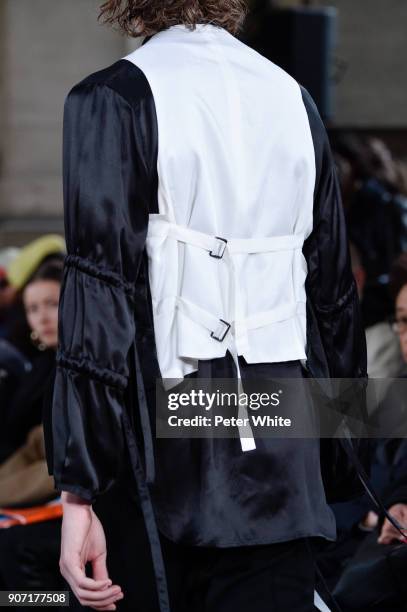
209;236;228;259
210;319;231;342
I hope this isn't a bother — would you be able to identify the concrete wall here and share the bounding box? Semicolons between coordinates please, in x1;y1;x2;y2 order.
254;0;407;127
0;0;140;245
0;0;406;246
316;0;407;127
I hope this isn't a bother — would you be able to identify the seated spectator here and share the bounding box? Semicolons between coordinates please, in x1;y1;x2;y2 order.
318;253;407;609
375;252;407;545
1;235;66;363
349;241;406;378
333;134;407;328
1;251;64;462
0;246;69;598
0;338;31;410
0;424;56;508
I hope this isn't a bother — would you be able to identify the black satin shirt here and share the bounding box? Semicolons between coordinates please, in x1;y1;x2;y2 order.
44;57;367;550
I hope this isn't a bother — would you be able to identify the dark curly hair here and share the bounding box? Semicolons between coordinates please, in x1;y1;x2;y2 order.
23;254;65;291
99;0;248;37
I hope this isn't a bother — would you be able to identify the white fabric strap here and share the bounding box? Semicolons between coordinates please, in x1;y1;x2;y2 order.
314;591;331;612
221;237;256;450
228;234;304;253
176;296;257;451
163;222;304;255
229;344;257;452
176;296;306;454
244;301;306;330
176;296;306;333
154;218;307;453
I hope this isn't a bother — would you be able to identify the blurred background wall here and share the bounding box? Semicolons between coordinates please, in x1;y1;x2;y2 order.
314;0;407;128
0;0;407;246
0;0;140;245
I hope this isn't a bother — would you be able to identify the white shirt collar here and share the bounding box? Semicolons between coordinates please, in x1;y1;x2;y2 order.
150;22;232;41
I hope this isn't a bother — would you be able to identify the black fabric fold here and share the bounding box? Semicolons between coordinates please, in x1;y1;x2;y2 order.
64;254;137;297
55;351;128;390
301;87;370;508
300;86;367;380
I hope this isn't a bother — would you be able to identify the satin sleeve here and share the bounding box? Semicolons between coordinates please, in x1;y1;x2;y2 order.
301;87;367;379
47;79;151;503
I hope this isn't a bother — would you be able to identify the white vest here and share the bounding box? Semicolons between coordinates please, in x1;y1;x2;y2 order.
123;24;316;449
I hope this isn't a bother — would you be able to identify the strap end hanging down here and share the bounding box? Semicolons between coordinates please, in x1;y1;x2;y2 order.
121;408;171;612
240;436;257;452
234;353;257;452
133;338;156;485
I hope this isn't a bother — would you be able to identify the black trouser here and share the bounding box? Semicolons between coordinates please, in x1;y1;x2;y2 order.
0;511;319;612
95;350;322;612
93;465;319;612
163;536;318;612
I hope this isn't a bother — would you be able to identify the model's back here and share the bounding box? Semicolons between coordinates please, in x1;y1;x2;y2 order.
124;24;315;237
124;24;316;384
47;12;367;612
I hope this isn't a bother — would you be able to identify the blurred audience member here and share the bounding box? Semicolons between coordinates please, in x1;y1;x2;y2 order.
0;252;63;463
332;134;407;328
0;339;31;428
350;242;366;299
319;252;407;610
2;235;65;361
0;245;66;596
389;252;407;363
349;242;405;378
0;424;56;507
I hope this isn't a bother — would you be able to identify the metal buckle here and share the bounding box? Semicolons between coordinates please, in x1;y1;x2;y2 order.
209;236;228;259
210;319;231;342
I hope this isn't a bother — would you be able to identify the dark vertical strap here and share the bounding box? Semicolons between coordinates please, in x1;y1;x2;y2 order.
314;563;343;612
305;538;343;612
121;407;170;612
133;338;156;484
